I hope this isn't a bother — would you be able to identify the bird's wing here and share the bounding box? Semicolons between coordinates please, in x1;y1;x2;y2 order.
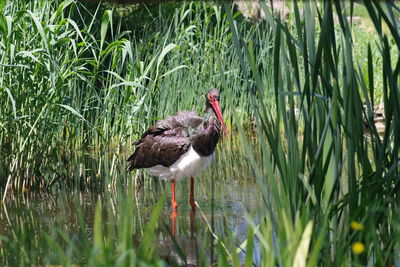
127;111;202;170
135;111;202;140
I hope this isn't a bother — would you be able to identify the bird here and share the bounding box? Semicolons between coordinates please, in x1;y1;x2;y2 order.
127;88;228;210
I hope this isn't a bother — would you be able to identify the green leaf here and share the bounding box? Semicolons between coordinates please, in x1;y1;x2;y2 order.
26;10;48;50
3;87;17;119
100;10;112;51
244;223;254;267
293;221;313;267
58;104;89;124
157;43;177;71
160;65;188;78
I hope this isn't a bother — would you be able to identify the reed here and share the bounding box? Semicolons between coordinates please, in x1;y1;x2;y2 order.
224;0;400;265
0;0;263;193
1;0;399;266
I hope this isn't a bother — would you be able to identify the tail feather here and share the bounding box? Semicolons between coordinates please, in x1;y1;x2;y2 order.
127;150;139;172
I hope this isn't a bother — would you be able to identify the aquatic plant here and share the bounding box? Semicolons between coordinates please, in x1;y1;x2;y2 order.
0;0;260;193
225;0;400;265
1;0;399;266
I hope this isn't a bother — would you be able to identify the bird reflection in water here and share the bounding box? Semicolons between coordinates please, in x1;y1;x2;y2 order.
157;205;199;266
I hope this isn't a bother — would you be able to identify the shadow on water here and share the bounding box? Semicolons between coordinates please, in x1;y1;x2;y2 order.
0;136;263;266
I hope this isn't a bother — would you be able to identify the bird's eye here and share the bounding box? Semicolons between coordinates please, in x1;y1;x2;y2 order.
208;94;215;102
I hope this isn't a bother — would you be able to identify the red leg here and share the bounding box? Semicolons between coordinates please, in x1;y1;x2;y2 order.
171;209;177;237
190;176;196;210
171;178;178;210
189;207;196;234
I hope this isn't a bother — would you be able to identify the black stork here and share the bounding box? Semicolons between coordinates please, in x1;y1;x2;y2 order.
127;88;228;210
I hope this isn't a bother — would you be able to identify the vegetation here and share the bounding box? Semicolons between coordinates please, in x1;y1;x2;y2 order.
1;0;400;266
232;1;400;266
0;0;260;192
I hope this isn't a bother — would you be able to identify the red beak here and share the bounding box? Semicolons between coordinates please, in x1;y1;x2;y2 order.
211;100;229;137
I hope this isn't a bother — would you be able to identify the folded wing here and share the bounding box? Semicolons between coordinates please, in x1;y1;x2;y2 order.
127;111;203;171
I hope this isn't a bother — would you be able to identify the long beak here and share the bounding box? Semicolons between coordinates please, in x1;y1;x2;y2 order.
211;100;229;137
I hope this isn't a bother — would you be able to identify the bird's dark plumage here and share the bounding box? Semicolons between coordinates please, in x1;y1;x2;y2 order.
127;89;227;211
127;111;200;171
127;89;225;173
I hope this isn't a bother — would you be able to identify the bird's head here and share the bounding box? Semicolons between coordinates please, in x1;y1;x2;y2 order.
206;88;228;137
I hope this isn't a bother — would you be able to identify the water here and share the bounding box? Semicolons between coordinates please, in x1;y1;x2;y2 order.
0;138;263;265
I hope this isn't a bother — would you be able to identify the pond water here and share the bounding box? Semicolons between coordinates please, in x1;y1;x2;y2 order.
0;138;263;266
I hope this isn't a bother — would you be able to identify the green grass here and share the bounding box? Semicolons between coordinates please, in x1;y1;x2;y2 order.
0;135;258;266
227;0;400;265
1;0;400;266
0;0;264;193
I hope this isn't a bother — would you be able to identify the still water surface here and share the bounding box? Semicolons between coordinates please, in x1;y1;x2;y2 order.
0;139;263;265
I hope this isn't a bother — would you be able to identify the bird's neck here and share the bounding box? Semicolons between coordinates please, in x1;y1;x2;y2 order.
190;107;221;157
204;105;219;122
203;106;221;130
187;107;219;138
204;106;215;122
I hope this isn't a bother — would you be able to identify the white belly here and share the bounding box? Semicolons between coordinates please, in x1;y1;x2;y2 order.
148;146;213;180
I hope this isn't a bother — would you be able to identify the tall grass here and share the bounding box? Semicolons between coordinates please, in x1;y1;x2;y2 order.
224;0;400;265
0;188;168;266
0;0;267;193
0;135;257;266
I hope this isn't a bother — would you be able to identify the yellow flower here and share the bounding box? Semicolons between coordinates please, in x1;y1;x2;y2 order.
351;221;364;230
352;242;365;254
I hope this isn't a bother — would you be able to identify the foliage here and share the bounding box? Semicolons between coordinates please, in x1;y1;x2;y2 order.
0;0;262;192
1;0;400;266
227;0;400;265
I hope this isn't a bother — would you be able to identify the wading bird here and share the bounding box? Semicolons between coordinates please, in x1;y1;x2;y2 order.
127;89;228;210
